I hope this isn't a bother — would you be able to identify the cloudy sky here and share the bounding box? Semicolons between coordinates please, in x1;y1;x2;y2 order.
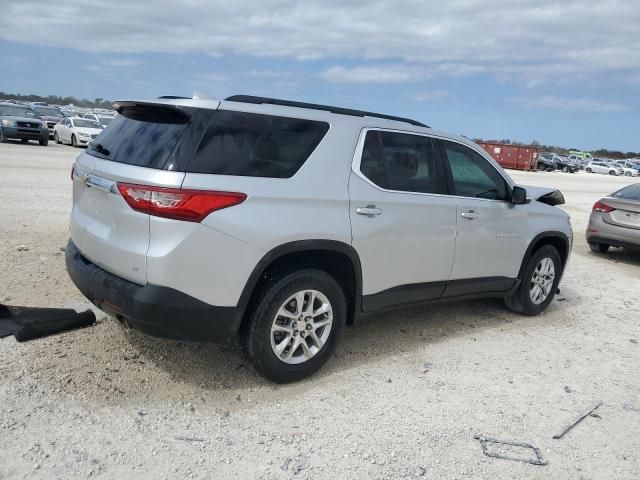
1;0;639;151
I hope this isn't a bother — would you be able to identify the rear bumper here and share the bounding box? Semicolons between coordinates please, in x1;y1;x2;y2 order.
586;213;640;249
65;239;241;343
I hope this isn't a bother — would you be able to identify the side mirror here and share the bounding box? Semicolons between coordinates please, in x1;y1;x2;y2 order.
511;186;528;205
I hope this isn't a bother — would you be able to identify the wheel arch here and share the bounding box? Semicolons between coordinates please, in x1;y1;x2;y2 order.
518;231;570;281
234;240;363;332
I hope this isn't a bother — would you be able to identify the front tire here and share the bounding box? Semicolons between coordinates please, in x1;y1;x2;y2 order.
562;166;569;173
71;134;78;148
54;132;61;144
0;128;6;143
586;167;592;173
589;242;610;253
505;245;562;316
240;269;346;383
39;136;48;146
625;171;632;177
609;170;616;175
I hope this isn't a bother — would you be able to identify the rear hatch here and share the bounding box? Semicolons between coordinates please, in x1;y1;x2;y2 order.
70;103;192;284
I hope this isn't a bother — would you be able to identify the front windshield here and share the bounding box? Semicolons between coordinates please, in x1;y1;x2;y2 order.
73;119;102;129
0;105;37;118
34;107;64;118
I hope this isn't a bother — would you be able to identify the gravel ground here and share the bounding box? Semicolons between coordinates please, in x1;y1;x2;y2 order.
1;141;639;480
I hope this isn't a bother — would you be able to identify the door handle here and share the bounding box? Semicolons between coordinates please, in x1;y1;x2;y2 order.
460;210;477;220
356;205;382;217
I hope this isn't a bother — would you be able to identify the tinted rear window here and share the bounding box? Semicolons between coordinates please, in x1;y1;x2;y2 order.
612;184;640;201
86;106;189;169
188;110;329;178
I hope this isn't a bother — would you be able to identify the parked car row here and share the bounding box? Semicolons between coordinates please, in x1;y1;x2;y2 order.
0;101;116;147
537;151;640;176
537;152;580;173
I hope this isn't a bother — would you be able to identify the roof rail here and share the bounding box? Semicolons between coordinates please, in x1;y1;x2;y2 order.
158;95;192;99
225;95;429;128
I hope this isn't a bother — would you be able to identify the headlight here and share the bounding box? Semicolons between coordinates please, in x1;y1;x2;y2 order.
79;132;90;137
1;119;16;127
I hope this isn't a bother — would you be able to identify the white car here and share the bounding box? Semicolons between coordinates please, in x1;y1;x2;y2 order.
586;160;623;176
83;113;115;128
53;117;103;147
613;161;640;177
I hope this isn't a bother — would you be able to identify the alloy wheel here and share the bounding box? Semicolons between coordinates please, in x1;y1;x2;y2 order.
270;290;333;365
529;257;555;305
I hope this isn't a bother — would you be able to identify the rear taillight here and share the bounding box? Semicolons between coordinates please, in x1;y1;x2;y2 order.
116;183;246;222
592;201;615;213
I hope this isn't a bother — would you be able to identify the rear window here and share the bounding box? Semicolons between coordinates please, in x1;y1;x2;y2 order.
188;110;329;178
86;106;189;169
612;184;640;201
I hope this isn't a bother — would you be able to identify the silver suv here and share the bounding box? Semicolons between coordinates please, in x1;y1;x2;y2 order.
66;95;572;382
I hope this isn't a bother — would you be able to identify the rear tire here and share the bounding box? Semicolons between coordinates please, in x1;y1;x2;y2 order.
72;134;78;148
505;245;562;316
54;132;61;144
586;167;592;173
589;242;610;253
562;166;569;173
240;269;346;383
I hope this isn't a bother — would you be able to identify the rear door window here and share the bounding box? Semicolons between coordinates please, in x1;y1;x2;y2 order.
359;130;442;194
86;105;189;169
188;111;329;178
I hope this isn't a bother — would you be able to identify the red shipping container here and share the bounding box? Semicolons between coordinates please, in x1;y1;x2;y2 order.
476;142;540;171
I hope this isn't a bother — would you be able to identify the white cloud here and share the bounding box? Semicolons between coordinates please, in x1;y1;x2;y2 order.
196;72;228;82
323;65;429;83
1;0;639;86
513;95;628;113
415;90;450;102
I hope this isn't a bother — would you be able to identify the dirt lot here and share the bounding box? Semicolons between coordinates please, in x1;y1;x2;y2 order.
1;141;639;480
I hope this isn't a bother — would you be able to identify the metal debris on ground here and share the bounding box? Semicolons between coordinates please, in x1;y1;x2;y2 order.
552;400;603;439
474;434;547;466
174;436;206;443
281;453;310;475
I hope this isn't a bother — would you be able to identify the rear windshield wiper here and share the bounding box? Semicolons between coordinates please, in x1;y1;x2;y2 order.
92;143;111;157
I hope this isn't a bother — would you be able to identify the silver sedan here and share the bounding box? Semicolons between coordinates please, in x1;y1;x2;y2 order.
586;183;640;252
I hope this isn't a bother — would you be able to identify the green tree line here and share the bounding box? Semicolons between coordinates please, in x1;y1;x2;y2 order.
0;91;112;109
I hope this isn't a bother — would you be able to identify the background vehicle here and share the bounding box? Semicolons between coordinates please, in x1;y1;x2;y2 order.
586;159;622;175
83;113;115;127
53;117;103;147
537;152;558;171
65;95;572;382
569;150;593;162
554;155;579;173
613;160;640;176
0;102;48;145
33;105;66;138
587;183;640;253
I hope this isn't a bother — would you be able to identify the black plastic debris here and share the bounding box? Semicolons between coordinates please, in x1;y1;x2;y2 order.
0;304;96;342
474;434;547;466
